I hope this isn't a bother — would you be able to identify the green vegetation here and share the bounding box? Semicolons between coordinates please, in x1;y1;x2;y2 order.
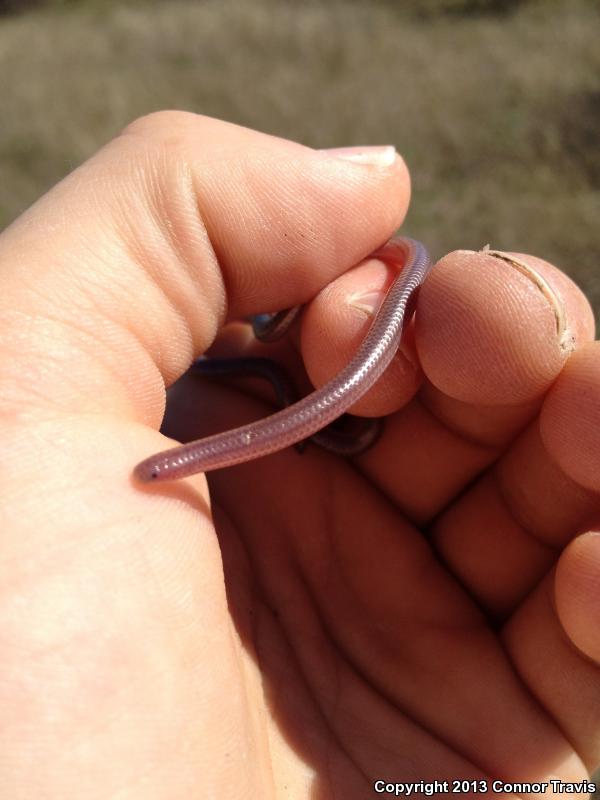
1;0;599;317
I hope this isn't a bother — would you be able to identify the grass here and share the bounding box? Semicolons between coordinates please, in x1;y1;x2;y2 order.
0;0;599;321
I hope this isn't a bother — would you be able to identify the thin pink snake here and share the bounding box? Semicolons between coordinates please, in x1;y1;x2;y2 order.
133;235;432;482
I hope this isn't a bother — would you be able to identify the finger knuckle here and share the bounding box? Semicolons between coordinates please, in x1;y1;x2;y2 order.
121;109;200;143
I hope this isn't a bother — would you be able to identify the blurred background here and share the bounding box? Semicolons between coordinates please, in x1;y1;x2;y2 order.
0;0;599;318
1;0;599;785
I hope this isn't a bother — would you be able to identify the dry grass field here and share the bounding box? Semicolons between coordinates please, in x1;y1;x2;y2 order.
1;0;599;317
1;0;600;787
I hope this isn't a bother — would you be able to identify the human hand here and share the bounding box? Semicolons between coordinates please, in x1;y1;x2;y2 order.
0;112;598;798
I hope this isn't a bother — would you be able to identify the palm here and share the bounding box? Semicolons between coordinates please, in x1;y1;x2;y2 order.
161;335;593;794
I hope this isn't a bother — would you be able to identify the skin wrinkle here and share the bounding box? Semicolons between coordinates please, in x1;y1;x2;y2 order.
0;314;131;418
111;132;226;370
271;470;489;774
417;391;510;451
67;297;168;423
267;577;363;792
209;468;478;785
354;398;497;528
501;287;558;393
292;570;488;782
285;608;375;795
296;474;583;780
0;415;166;547
200;164;297;312
538;344;600;493
10;308;149;420
492;464;564;554
261;560;452;788
16;536;229;788
504;580;599;768
0;499;131;586
552;578;600;674
213;496;357;791
236;585;298;800
0;234;167;426
50;698;193;799
146;155;228;340
189;170;239;329
119;227;199;385
497;430;600;546
194;160;264;308
428;476;559;626
222;590;278;799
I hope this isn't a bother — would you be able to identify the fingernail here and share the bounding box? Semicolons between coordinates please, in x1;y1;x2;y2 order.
321;145;397;167
348;288;387;318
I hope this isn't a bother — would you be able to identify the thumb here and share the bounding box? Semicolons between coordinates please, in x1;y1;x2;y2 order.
0;111;410;434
